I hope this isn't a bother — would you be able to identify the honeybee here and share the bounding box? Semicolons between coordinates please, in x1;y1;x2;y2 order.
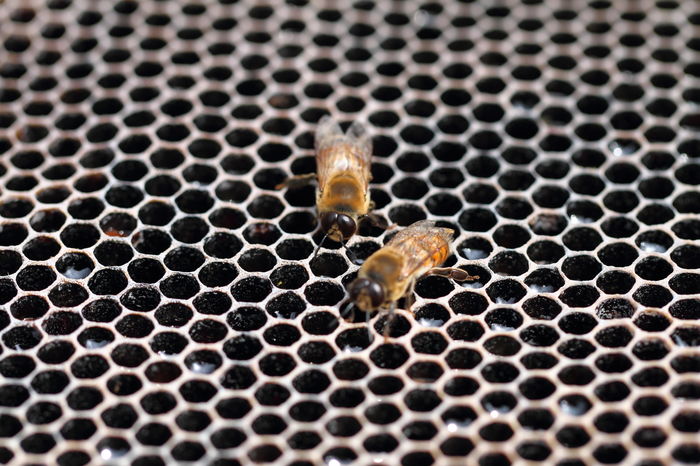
346;220;478;334
279;116;374;246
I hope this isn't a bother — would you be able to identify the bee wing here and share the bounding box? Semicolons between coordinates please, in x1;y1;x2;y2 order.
315;116;372;192
387;221;455;282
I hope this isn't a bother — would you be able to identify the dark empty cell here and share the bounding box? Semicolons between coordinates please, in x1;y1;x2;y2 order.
675;163;700;188
0;355;36;379
592;240;638;267
556;426;591;448
237;248;276;273
120;286;160;312
81;297;123;323
231;276;272;303
604;189;641;213
393;152;431;175
534;160;569;181
104;185;145;209
253;168;286;192
110;344;149;368
398;124;434;146
558;365;596;385
0;223;29;247
501;117;539;140
115;314;154;338
527;214;567;237
0;279;16;304
458;207;497;232
520;324;560;347
392;178;429;200
539;133;573;152
427;143;467;165
497;169;535;191
99;213;138;238
485;279;526;305
0;249;21;276
6;175;38;191
208;208;246;231
42;310;83;335
65;198;103;222
435;114;469;135
403;99;437;119
247;195;284;219
93;241;134;266
520;296;562;321
634;310;671;332
519;376;556;400
144;175;180;197
159;274;199;300
636;203;674;225
610;111;643;130
187;319;227;344
670;273;700;295
127;258;165;284
561;255;602;281
78;327;114;349
524;267;564;293
633;256;673;280
87;269;128;295
192;291;231;316
488;251;529;276
532;185;570;208
149;332;188;357
163;247;205;272
596;298;635;319
8;297;44;323
49;282;88;307
148;149;183;171
632;284;672;307
123;110;156;127
0;198;33;219
169;218;208;244
600;216;639;238
673;219;700;241
267;264;309;290
569;173;606;196
69;354;109;379
535;104;571;129
469;130;505;152
427;168;464;191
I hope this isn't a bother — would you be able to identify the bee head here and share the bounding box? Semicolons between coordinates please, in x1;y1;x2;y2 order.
320;212;357;242
347;277;385;311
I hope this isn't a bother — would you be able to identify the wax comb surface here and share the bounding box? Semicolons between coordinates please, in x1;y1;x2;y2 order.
0;0;699;464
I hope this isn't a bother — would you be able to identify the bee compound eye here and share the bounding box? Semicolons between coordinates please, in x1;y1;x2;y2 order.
336;214;357;240
320;212;339;233
347;278;368;299
368;281;385;308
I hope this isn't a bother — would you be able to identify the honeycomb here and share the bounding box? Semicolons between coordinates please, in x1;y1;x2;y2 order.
1;0;700;464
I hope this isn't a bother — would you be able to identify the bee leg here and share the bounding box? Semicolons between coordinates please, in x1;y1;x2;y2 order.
275;173;316;190
382;302;397;342
365;309;372;344
360;213;397;231
339;301;355;321
404;279;416;314
427;267;480;282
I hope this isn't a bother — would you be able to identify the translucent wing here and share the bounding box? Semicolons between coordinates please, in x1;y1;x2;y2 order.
386;221;454;281
315;116;372;193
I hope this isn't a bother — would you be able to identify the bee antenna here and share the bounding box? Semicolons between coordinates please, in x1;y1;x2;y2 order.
342;241;360;265
340;301;355;319
312;232;329;261
327;300;355;333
